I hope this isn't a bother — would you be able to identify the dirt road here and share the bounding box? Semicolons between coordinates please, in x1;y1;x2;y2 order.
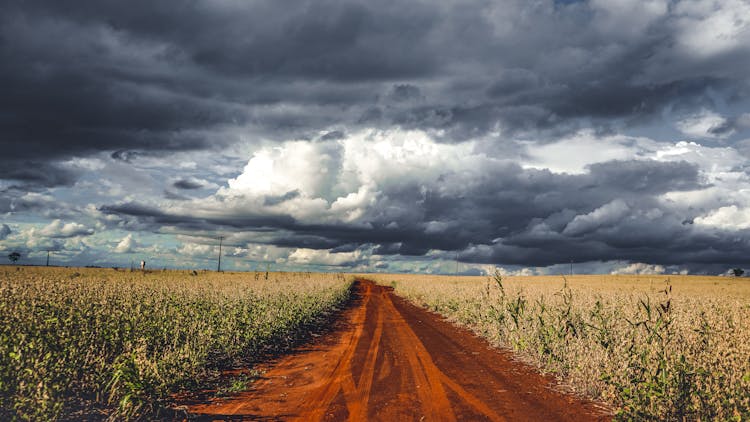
183;280;610;421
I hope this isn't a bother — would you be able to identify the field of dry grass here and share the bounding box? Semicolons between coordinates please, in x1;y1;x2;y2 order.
366;273;750;420
0;267;353;420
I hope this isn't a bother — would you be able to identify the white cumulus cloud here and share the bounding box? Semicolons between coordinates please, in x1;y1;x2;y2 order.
39;219;94;238
288;248;365;267
694;205;750;230
205;128;481;224
114;234;136;253
611;262;666;275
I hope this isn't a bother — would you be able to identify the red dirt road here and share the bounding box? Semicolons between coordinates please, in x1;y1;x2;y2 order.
184;280;610;421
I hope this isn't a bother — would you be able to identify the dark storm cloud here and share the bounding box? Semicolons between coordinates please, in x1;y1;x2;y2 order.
707;113;750;137
98;158;739;268
389;84;423;103
263;190;301;206
163;190;190;201
172;179;204;190
111;150;144;163
3;0;750;187
0;224;11;240
0;162;79;189
586;160;706;193
99;202;297;232
360;159;709;259
319;131;347;141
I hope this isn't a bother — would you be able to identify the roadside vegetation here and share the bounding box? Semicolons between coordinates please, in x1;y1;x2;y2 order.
369;273;750;420
0;267;353;420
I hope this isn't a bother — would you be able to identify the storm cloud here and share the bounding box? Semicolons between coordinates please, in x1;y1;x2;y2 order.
3;2;750;168
0;224;10;241
2;0;750;272
98;129;748;271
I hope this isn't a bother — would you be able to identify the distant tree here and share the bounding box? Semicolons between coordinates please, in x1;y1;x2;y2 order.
732;268;745;277
8;251;20;263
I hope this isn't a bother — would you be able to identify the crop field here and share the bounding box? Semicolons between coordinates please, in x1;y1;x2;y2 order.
0;267;353;420
367;273;750;420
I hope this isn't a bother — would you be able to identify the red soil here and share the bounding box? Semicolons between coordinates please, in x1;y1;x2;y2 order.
181;280;611;421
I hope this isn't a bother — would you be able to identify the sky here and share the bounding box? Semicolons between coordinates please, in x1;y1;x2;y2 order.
2;0;750;275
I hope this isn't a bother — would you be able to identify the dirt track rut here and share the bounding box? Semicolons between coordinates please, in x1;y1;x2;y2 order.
184;280;610;421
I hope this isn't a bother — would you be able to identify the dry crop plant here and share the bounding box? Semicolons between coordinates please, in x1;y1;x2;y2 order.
0;267;353;420
370;272;750;420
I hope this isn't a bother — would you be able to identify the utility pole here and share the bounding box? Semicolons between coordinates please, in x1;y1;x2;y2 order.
217;236;224;272
570;260;573;276
46;250;50;267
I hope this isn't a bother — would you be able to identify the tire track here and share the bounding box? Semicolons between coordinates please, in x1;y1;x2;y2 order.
348;298;384;420
301;283;372;420
378;289;457;421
